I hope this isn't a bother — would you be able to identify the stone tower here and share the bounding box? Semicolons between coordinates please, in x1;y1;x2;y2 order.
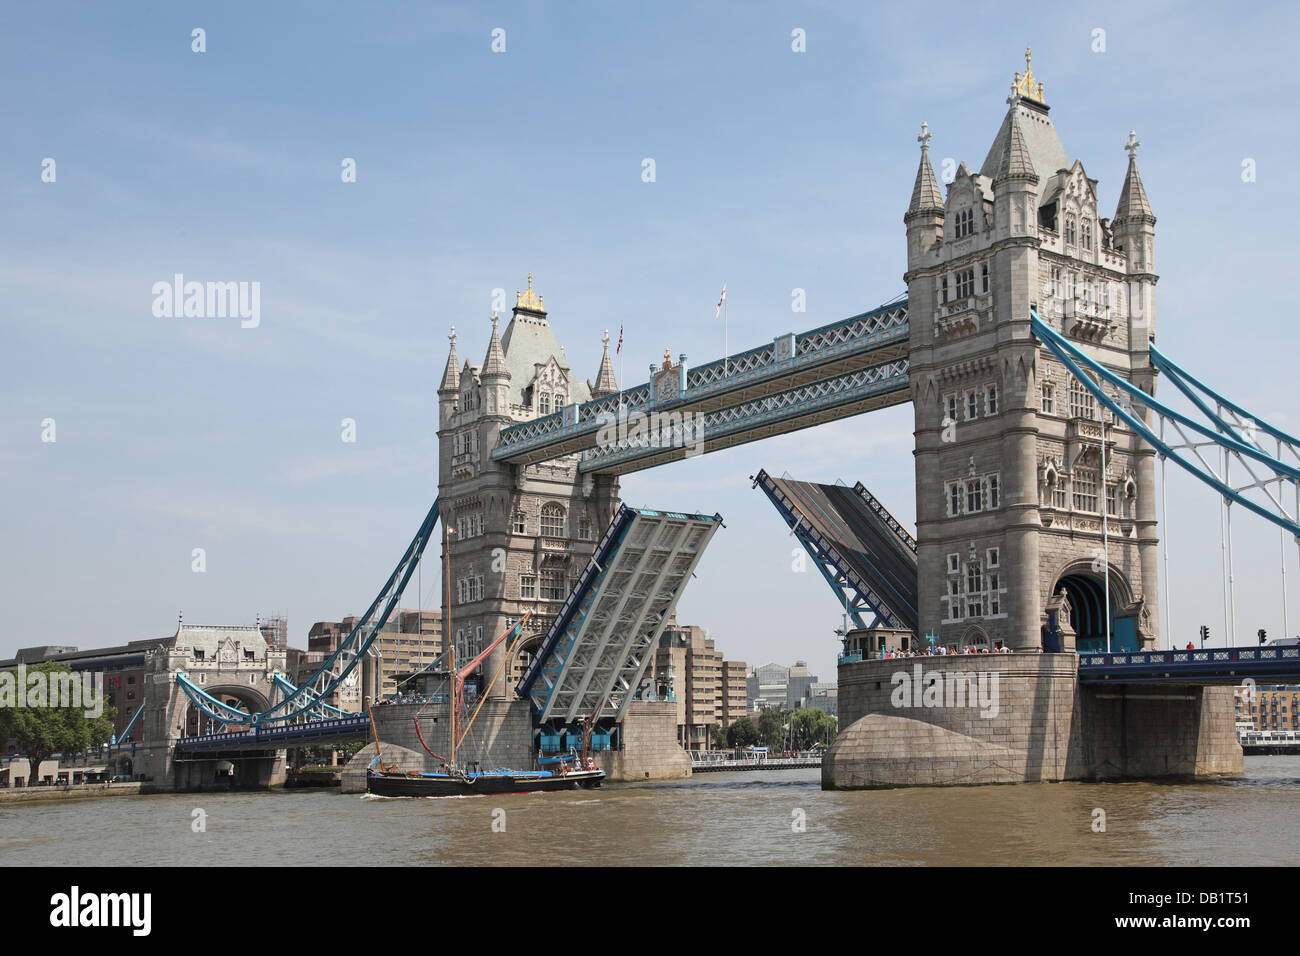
905;51;1159;653
436;276;622;696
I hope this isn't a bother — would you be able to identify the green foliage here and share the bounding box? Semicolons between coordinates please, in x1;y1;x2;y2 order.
725;718;760;748
708;723;728;749
0;662;116;782
789;707;837;749
757;705;788;750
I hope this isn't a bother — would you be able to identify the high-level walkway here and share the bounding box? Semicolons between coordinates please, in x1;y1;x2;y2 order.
491;300;910;474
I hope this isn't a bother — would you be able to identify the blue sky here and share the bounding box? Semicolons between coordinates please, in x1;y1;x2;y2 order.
3;1;1299;680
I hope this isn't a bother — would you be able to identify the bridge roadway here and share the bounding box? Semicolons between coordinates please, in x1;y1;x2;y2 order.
171;714;370;757
1079;645;1300;683
491;300;910;474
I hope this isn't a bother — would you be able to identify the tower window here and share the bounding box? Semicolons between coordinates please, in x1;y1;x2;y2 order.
1081;220;1092;251
986;474;1000;509
967;481;983;514
981;263;989;293
940;276;949;304
948;482;962;517
954;209;975;239
945;393;959;424
539;393;551;415
1041;383;1055;414
1065;215;1077;246
512;512;527;534
519;574;537;599
965;389;978;421
985;384;998;416
956;269;975;300
1073;468;1099;513
1068;379;1096;420
540;503;566;538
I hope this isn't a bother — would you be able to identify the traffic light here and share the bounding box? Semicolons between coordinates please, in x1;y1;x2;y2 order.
1259;629;1267;645
1199;625;1209;646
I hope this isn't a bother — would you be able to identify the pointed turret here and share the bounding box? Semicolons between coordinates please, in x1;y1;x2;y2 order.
591;329;619;399
994;103;1037;182
439;326;460;393
1114;130;1154;224
906;122;945;220
482;312;509;380
905;122;945;271
480;311;510;417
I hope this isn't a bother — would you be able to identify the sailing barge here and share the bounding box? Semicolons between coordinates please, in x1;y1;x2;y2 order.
366;606;605;798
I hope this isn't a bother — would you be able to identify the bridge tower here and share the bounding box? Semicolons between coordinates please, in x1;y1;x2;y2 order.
905;51;1160;653
436;277;622;697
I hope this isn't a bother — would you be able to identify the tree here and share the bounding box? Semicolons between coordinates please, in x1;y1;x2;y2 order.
708;723;727;750
788;707;837;750
726;718;759;748
757;705;789;751
0;662;116;785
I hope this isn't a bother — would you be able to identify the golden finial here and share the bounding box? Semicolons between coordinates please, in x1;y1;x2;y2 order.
515;273;544;312
1013;46;1045;102
663;347;673;367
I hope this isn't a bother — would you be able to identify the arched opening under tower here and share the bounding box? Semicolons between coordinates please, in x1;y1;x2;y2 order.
1054;572;1139;653
181;685;271;738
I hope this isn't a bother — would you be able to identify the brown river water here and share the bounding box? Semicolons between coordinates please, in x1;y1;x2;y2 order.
2;757;1298;866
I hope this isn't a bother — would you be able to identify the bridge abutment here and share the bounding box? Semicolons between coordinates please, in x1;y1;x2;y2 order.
823;655;1241;789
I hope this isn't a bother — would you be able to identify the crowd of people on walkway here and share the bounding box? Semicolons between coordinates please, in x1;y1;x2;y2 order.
878;643;1018;659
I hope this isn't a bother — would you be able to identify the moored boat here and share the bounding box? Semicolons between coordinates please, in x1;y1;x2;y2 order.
366;754;604;798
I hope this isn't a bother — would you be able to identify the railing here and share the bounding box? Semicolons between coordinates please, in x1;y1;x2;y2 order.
174;714;371;750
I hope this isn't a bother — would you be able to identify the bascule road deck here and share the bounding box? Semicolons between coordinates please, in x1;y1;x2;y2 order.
756;470;919;635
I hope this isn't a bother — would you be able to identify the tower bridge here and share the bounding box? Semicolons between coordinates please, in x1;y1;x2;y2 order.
114;51;1300;791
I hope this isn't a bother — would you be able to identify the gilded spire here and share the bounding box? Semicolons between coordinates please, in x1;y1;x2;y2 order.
439;325;460;392
906;121;944;219
1013;46;1045;102
481;311;509;379
1114;130;1154;223
591;329;619;398
515;273;545;313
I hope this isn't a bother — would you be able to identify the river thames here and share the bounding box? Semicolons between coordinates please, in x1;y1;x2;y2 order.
3;757;1298;866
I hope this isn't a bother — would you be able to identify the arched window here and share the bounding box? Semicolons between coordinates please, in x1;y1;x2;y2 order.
1065;215;1077;246
1081;220;1092;251
540;503;566;538
539;393;551;415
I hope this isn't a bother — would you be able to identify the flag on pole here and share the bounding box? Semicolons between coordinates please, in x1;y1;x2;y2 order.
616;324;623;354
715;282;727;319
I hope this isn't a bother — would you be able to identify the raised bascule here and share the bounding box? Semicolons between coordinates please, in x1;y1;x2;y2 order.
128;51;1300;791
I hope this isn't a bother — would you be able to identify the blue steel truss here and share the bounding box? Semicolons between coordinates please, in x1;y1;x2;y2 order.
271;673;348;718
754;469;914;633
256;498;442;723
113;696;145;744
1031;313;1300;539
175;672;258;727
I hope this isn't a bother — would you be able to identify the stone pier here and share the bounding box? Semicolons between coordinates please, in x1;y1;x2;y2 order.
823;654;1241;789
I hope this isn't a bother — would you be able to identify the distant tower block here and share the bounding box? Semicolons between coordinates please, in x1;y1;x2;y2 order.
904;50;1159;653
436;277;622;697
